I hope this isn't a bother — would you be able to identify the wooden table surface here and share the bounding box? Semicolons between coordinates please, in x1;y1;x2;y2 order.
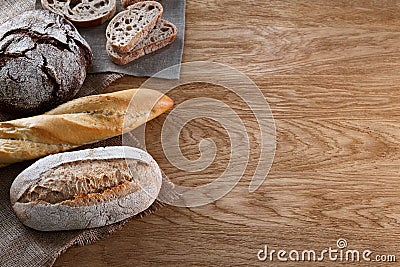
55;0;400;266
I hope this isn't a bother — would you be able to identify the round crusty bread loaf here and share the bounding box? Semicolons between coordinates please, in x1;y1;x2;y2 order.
0;10;93;115
10;146;162;231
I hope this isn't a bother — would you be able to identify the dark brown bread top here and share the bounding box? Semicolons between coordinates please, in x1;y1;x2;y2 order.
0;10;93;115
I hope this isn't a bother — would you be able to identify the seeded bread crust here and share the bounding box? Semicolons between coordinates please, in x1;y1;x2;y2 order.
107;19;177;65
10;146;163;231
106;1;163;54
41;0;117;27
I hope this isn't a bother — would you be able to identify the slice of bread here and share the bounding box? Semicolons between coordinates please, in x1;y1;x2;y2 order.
106;1;163;54
41;0;117;28
107;19;177;65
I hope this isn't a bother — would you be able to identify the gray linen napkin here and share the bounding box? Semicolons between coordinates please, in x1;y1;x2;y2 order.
35;0;185;79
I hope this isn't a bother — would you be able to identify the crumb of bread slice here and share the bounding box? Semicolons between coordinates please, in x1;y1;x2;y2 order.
107;19;177;65
106;1;163;54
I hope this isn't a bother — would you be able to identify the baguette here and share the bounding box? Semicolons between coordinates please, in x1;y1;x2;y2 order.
106;1;163;53
107;19;178;65
10;146;162;231
0;89;173;167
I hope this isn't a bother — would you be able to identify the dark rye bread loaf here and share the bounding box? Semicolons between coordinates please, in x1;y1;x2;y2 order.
0;10;93;115
107;19;177;65
10;146;163;231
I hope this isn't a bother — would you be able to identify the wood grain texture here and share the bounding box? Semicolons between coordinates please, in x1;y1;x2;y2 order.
55;0;400;266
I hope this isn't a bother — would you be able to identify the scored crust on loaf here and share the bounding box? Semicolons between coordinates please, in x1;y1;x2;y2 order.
106;1;163;54
10;146;163;231
41;0;117;27
17;159;149;206
107;19;177;65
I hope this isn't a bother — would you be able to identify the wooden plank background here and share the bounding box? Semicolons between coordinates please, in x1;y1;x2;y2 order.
55;0;400;266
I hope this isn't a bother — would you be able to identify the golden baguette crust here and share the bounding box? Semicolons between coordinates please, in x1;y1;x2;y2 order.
0;89;173;167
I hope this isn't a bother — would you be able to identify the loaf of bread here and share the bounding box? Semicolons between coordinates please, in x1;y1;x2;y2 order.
107;19;177;65
0;10;93;115
0;88;173;167
106;1;163;53
41;0;117;27
10;146;162;231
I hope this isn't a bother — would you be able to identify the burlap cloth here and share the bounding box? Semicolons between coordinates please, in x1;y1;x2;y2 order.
0;1;179;266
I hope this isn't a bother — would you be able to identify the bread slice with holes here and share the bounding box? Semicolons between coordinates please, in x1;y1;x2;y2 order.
41;0;117;27
107;19;177;65
106;1;163;54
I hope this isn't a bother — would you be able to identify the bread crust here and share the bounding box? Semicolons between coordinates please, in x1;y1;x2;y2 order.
0;10;93;115
0;88;173;167
10;146;163;231
121;0;141;9
41;0;117;27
